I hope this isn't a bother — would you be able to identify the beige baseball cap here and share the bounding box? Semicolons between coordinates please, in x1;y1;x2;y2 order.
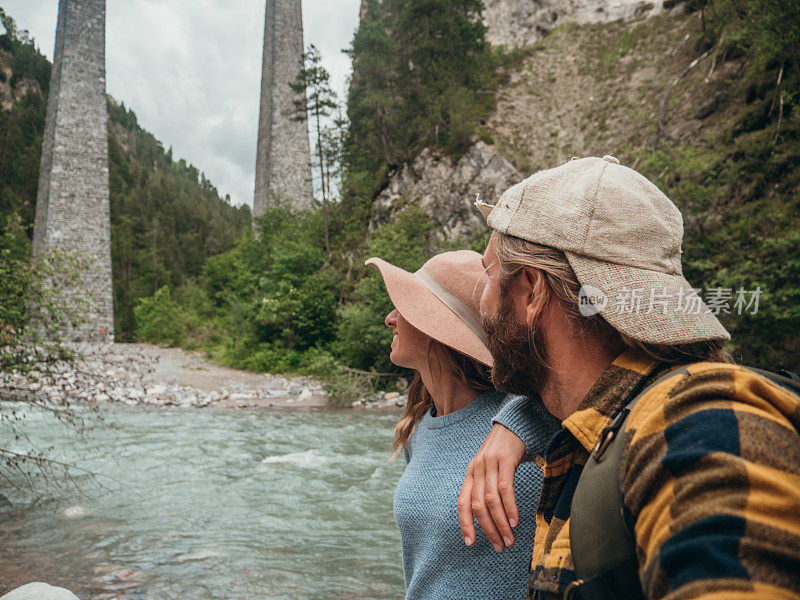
475;155;730;345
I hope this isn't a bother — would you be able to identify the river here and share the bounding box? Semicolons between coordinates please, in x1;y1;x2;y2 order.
0;405;406;599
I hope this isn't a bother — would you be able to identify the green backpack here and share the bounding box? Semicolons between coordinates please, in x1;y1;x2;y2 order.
565;366;800;600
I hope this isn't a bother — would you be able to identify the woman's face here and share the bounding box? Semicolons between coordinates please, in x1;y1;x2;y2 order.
385;309;430;370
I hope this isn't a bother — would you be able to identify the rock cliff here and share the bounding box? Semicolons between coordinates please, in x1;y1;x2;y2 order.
483;0;667;47
372;2;679;240
369;141;520;241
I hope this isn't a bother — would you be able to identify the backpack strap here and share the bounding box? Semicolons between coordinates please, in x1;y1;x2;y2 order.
747;367;800;394
566;364;800;600
566;364;683;600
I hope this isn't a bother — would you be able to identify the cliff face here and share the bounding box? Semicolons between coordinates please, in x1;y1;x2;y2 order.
373;2;679;240
482;0;667;47
374;10;732;238
369;141;519;241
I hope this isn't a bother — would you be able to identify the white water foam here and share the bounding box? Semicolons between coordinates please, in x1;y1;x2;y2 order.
260;449;330;468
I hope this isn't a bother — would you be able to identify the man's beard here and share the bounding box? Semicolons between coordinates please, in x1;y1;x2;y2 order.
482;292;550;396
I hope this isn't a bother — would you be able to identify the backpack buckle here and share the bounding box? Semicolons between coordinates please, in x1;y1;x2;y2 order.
592;408;630;461
563;579;585;600
592;428;615;460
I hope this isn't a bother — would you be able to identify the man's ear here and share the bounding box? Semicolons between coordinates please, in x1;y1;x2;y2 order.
521;268;546;327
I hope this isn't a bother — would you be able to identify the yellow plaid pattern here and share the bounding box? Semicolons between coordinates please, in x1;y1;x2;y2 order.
527;349;800;600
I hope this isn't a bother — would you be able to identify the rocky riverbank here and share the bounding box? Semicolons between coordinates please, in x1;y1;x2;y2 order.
1;343;404;411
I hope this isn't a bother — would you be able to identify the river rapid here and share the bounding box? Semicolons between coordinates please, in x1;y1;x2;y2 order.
0;405;406;599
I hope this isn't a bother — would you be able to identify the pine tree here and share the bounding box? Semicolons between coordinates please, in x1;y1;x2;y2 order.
290;45;338;257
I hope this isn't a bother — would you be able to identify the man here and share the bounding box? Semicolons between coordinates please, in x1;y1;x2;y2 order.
457;155;800;599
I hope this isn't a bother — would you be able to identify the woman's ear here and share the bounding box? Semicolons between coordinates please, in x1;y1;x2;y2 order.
521;268;547;327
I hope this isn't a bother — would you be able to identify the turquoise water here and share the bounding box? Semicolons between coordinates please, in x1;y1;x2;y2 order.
0;405;406;599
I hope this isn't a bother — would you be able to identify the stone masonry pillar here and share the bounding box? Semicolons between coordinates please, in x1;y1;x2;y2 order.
32;0;114;341
253;0;314;218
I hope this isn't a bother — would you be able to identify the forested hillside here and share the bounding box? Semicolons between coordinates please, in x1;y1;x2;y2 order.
106;101;250;337
0;9;250;339
172;0;800;384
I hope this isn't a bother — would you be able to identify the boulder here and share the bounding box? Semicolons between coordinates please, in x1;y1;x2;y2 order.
0;582;80;600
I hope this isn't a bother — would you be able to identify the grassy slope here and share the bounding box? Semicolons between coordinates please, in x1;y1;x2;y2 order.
488;11;800;370
489;13;735;173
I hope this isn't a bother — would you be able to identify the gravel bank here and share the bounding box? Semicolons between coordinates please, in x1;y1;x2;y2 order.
2;343;403;411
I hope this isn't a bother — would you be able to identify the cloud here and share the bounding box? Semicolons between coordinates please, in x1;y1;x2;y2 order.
3;0;360;207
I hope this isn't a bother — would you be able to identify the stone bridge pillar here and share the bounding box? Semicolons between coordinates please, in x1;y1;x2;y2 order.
32;0;114;341
253;0;314;218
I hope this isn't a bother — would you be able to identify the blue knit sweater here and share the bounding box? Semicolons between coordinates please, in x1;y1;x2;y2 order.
393;389;560;600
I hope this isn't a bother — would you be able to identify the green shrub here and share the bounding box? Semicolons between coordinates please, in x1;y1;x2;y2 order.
134;286;188;346
0;221;90;367
0;221;30;345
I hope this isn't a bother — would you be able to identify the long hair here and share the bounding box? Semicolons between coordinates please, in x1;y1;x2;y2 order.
493;233;734;365
392;338;492;458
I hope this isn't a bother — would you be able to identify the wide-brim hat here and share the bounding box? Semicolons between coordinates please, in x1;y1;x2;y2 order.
366;250;493;366
475;155;730;346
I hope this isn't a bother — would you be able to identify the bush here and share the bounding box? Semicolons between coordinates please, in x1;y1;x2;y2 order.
302;348;390;407
134;286;188;346
0;221;30;349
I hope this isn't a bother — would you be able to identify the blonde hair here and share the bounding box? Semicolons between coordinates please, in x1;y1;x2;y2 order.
392;338;492;458
493;233;734;364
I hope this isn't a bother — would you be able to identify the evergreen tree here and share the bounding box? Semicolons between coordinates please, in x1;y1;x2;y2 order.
290;44;339;256
344;0;493;176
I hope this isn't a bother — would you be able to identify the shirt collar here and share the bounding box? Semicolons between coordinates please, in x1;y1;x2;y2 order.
561;347;660;453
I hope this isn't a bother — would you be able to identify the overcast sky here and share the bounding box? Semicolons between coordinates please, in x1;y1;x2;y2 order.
1;0;360;207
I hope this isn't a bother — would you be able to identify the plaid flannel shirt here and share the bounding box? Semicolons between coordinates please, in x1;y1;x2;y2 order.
523;348;800;600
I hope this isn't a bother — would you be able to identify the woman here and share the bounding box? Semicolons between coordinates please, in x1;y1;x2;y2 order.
366;250;559;600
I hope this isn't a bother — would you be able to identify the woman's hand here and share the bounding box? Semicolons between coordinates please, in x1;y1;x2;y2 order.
457;424;526;552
